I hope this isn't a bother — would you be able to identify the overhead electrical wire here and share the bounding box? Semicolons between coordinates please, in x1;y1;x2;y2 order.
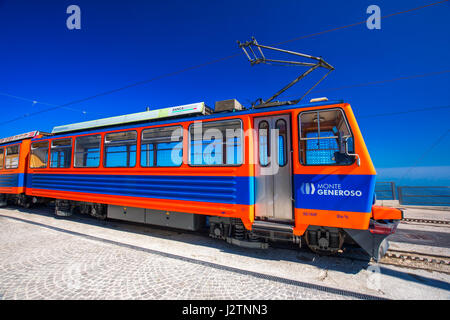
399;129;450;181
0;91;107;119
281;69;450;100
0;0;448;126
357;105;450;119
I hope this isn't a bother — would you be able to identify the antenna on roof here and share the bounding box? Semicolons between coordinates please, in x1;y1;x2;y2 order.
237;37;334;108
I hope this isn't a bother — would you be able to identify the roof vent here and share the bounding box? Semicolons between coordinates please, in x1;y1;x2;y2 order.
214;99;243;112
309;97;328;103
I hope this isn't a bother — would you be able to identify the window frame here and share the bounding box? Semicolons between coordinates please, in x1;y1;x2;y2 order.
73;134;102;168
188;118;244;167
275;119;288;168
5;144;20;169
49;138;73;169
0;147;4;170
103;130;138;168
298;108;355;166
140;125;183;168
0;147;6;170
30;141;50;169
258;120;270;167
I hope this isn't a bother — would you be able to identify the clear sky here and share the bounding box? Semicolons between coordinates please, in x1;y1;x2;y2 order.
0;0;449;185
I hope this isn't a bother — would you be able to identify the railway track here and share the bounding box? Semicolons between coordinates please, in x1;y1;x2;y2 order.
402;218;450;225
379;249;450;274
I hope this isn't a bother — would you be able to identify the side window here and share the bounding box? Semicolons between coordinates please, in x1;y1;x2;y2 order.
141;126;183;167
30;141;49;168
5;145;20;169
189;119;242;166
258;121;270;167
50;139;72;168
74;135;101;168
276;119;287;167
104;131;137;168
299;109;354;166
0;148;3;169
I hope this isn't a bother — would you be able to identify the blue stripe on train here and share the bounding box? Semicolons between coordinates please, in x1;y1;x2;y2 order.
294;174;376;213
0;173;24;188
26;173;255;205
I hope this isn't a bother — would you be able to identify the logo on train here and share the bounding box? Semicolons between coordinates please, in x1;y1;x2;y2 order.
301;182;363;197
301;183;316;195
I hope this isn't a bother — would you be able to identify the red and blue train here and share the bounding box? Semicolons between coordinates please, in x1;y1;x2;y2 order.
0;98;402;260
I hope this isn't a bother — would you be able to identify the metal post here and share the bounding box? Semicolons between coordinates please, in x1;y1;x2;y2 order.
397;186;403;205
391;182;396;200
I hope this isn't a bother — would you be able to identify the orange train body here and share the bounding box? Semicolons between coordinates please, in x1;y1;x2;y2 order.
0;100;402;260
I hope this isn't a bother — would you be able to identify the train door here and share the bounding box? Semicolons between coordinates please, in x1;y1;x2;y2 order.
254;115;293;221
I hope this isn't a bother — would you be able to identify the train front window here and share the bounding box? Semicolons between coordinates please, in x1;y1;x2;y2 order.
299;109;354;166
50;139;72;168
0;148;3;169
74;135;101;168
30;141;49;168
141;126;183;167
104;131;137;168
5;145;20;169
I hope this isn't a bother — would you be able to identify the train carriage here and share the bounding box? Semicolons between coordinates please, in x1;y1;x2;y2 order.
1;99;403;260
0;131;47;207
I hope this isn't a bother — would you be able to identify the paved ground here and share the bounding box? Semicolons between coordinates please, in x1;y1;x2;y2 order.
0;206;449;300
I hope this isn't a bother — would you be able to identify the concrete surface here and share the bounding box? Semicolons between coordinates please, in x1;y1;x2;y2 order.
403;207;450;221
0;206;449;300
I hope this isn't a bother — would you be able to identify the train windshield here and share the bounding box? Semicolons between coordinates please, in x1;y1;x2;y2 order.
299;109;354;166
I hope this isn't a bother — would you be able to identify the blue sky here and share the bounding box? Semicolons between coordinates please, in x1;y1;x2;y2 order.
0;0;449;185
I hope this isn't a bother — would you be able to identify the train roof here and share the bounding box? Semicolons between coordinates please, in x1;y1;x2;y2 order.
29;98;344;141
51;102;211;135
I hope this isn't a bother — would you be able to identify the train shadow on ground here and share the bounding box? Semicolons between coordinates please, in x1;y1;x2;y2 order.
5;205;450;290
5;205;373;275
378;266;450;291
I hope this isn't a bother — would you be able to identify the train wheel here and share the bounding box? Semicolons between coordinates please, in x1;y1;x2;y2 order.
18;195;32;209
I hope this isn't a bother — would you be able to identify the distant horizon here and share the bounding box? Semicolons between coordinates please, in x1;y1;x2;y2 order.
0;0;449;184
376;165;450;186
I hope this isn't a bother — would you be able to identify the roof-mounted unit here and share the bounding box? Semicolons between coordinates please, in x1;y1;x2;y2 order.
309;97;329;103
52;102;211;134
214;99;243;112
